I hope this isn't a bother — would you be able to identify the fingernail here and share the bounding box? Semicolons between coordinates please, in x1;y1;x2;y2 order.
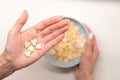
23;9;27;14
67;19;70;23
88;32;94;39
62;17;70;23
61;16;64;19
62;17;67;19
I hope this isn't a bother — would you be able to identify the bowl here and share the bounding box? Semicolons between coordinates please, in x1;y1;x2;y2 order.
45;17;88;68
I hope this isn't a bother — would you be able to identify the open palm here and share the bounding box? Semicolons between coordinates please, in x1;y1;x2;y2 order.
4;10;69;70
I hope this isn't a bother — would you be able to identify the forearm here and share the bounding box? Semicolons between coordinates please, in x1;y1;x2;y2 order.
79;72;93;80
80;75;93;80
0;52;15;80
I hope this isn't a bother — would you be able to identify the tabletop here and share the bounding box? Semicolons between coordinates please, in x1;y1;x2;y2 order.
0;0;120;80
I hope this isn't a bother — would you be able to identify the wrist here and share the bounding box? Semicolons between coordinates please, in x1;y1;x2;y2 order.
79;72;93;80
0;51;15;79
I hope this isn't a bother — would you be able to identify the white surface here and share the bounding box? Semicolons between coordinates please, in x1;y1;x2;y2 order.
0;0;120;80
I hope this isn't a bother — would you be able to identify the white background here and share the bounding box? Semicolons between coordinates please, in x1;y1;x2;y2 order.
0;0;120;80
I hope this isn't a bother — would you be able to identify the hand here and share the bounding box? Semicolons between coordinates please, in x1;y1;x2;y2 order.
3;10;69;70
75;25;99;80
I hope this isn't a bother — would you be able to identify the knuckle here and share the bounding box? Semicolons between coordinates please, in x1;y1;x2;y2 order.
86;40;91;46
19;20;25;26
94;52;99;58
83;53;92;58
54;31;59;36
51;33;56;39
57;30;61;34
41;21;47;27
47;27;51;32
51;18;55;23
96;49;100;55
51;16;61;23
8;29;15;36
62;19;68;23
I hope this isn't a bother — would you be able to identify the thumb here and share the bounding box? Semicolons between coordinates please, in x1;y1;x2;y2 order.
13;10;28;33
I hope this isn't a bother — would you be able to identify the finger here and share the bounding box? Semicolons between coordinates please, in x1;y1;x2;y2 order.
84;24;99;53
34;16;63;31
22;28;38;41
42;25;68;43
40;19;69;37
85;33;94;53
75;66;80;80
93;36;99;53
13;10;28;33
93;36;100;59
83;24;94;55
83;24;91;33
45;34;64;51
84;24;99;60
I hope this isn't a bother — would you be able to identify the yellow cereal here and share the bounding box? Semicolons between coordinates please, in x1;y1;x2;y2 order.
80;48;85;53
58;57;63;62
67;54;73;61
64;59;69;63
62;53;68;58
49;21;85;62
50;50;56;55
72;54;77;59
76;53;81;58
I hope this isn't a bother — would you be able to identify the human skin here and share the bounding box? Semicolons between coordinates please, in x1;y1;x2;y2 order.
75;26;99;80
0;10;69;79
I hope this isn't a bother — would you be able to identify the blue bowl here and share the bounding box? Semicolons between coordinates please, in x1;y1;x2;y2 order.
45;17;88;68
